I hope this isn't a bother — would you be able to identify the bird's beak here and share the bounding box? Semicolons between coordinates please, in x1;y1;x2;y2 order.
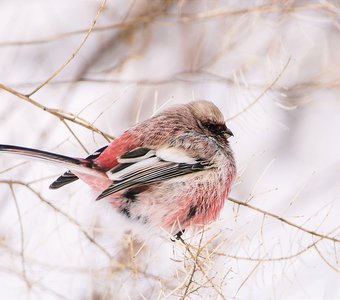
223;128;234;139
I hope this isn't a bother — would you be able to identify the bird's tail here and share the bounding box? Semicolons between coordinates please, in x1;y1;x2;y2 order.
0;144;105;178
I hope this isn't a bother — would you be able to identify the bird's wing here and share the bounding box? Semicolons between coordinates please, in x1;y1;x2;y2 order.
96;147;212;200
49;145;108;189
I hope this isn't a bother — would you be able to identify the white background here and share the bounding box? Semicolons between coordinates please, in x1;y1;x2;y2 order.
0;1;339;299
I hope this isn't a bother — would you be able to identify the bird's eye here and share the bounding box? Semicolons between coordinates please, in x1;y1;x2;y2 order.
207;123;217;131
204;122;220;133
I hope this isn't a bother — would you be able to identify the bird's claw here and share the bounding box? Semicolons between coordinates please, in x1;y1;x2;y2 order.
171;229;185;242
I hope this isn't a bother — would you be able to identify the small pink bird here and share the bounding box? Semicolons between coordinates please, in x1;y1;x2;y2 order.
0;100;236;238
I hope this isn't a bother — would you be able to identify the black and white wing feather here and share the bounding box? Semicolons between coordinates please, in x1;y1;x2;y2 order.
96;147;212;200
49;145;108;189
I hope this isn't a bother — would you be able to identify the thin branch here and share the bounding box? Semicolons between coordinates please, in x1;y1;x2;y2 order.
177;3;338;22
27;0;107;97
9;71;340;92
9;184;30;288
0;180;113;261
0;2;336;47
0;161;29;175
181;239;200;299
61;119;89;154
234;260;262;298
0;266;71;300
178;234;226;300
0;237;163;283
314;244;340;273
0;83;113;141
227;57;291;121
228;197;340;243
215;238;322;262
0;13;163;47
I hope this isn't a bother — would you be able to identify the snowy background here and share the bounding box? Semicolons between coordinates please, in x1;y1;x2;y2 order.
0;0;339;299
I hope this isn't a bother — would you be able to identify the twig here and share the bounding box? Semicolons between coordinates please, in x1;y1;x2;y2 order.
61;119;89;154
8;184;30;288
0;2;336;48
234;260;262;298
228;197;340;243
27;0;107;97
177;3;338;22
314;244;339;273
178;234;226;300
220;237;322;262
0;180;113;261
227;57;291;121
0;83;113;141
181;240;200;299
0;266;71;300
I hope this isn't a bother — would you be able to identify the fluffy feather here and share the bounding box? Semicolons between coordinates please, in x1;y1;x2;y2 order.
0;100;236;234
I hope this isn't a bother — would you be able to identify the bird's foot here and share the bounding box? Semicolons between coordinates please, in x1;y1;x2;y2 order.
171;229;185;242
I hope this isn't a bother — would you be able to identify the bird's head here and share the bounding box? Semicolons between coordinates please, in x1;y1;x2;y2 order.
187;100;233;143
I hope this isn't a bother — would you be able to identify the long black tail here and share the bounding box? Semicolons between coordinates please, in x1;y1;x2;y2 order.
0;144;105;179
50;145;108;189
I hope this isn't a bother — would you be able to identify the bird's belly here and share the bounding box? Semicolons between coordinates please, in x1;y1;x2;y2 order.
117;172;228;233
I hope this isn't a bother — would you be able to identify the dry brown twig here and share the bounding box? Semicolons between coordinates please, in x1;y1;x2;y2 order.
8;183;30;288
180;234;203;299
0;2;337;47
178;233;227;300
0;266;71;300
0;0;113;147
0;83;113;142
0;179;169;288
228;197;340;244
0;180;113;261
234;260;262;298
217;238;323;262
314;244;340;273
26;0;107;97
227;57;291;122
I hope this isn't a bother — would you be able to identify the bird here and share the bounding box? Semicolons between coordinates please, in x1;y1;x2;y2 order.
0;100;236;238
